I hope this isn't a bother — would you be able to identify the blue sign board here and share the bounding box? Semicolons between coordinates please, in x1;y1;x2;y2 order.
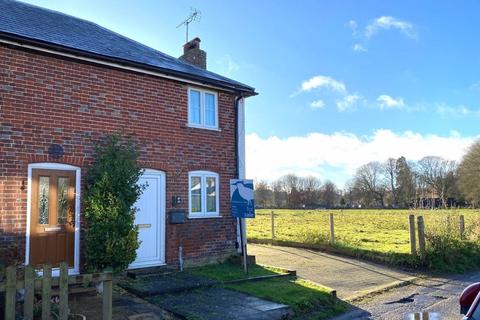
230;179;255;218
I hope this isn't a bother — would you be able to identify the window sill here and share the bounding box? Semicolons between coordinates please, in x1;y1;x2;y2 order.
188;214;222;219
186;124;221;132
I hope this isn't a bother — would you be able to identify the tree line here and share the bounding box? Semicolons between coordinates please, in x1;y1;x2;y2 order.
255;140;480;209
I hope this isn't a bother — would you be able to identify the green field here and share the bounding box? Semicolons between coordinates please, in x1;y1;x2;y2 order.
247;209;480;270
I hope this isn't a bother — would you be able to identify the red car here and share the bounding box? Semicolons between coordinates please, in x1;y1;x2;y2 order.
461;283;480;319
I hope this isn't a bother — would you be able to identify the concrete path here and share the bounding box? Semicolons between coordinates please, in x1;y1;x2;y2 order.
118;271;293;320
249;243;416;300
147;287;294;320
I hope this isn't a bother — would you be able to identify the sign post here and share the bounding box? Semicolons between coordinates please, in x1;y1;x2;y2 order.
230;179;255;273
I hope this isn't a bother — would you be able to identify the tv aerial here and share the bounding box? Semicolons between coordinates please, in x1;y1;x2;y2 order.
177;8;201;43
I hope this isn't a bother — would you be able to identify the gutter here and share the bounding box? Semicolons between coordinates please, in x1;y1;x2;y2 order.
0;32;258;96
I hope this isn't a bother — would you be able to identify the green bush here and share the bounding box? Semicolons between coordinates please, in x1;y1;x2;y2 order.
84;134;144;273
424;216;480;273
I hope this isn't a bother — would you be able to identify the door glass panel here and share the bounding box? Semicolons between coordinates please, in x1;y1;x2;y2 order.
38;176;49;224
190;176;202;213
206;177;217;212
57;177;69;224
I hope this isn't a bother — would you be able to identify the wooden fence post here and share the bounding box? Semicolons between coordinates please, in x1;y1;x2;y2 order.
24;265;35;320
271;211;275;241
59;263;69;320
409;215;416;255
417;216;426;259
5;266;16;320
102;275;113;320
459;215;465;240
42;264;52;320
329;213;335;245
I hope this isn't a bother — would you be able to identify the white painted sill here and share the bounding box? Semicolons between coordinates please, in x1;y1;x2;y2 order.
185;123;221;132
188;213;222;219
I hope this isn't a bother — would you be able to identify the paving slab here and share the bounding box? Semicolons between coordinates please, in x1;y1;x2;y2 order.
249;243;416;300
147;287;294;320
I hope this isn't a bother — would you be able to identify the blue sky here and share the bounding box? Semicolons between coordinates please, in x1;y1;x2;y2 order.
20;0;480;186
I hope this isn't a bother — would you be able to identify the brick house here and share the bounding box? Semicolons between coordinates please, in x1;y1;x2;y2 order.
0;0;256;274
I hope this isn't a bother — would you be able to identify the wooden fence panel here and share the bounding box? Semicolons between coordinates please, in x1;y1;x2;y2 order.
59;263;69;320
24;265;35;320
42;265;52;320
5;266;16;320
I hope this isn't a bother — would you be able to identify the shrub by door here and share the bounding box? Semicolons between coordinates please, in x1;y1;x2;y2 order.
29;169;76;267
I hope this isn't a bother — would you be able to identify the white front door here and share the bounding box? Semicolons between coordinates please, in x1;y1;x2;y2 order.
129;169;166;269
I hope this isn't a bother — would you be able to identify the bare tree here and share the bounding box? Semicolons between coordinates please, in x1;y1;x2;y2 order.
320;180;339;208
303;176;321;207
353;161;387;207
254;180;272;208
417;156;457;209
382;158;398;207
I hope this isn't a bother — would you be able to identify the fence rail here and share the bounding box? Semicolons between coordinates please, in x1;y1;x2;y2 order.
261;210;468;259
1;262;113;320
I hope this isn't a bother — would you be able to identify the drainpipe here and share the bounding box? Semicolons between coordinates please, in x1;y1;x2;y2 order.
234;94;247;254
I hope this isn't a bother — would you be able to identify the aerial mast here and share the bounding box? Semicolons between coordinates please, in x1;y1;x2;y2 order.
176;8;201;43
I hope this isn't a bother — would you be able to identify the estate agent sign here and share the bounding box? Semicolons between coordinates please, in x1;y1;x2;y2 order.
230;179;255;218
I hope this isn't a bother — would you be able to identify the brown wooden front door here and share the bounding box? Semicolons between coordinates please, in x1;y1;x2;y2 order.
30;169;76;267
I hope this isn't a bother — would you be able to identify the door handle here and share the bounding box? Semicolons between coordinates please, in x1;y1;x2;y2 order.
137;224;151;229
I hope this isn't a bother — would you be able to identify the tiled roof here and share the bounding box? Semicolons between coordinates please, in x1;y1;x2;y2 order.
0;0;255;94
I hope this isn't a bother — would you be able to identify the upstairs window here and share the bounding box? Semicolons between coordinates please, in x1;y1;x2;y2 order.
188;88;218;129
189;171;219;218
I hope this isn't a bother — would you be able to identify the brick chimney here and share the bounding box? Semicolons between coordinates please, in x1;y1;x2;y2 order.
179;37;206;69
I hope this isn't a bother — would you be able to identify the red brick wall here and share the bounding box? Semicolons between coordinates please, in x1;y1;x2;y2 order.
0;43;239;267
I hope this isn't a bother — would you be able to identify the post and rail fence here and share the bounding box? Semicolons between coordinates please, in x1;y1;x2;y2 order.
266;210;468;260
0;262;113;320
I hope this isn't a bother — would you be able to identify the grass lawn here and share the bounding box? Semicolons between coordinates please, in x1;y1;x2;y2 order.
188;260;287;281
248;209;480;270
187;261;347;319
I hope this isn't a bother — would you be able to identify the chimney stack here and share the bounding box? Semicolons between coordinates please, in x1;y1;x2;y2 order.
179;37;206;69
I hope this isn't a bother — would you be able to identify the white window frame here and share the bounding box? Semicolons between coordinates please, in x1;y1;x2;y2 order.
188;87;219;130
188;171;220;218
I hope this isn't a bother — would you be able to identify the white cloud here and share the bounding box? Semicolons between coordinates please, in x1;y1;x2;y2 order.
365;16;417;39
216;55;240;74
336;94;362;111
346;20;358;36
347;16;417;52
353;43;367;52
310;99;325;109
299;75;347;94
377;94;405;109
246;130;476;186
436;103;479;117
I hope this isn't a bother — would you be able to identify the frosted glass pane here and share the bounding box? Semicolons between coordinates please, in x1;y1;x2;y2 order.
58;177;69;224
38;176;49;224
